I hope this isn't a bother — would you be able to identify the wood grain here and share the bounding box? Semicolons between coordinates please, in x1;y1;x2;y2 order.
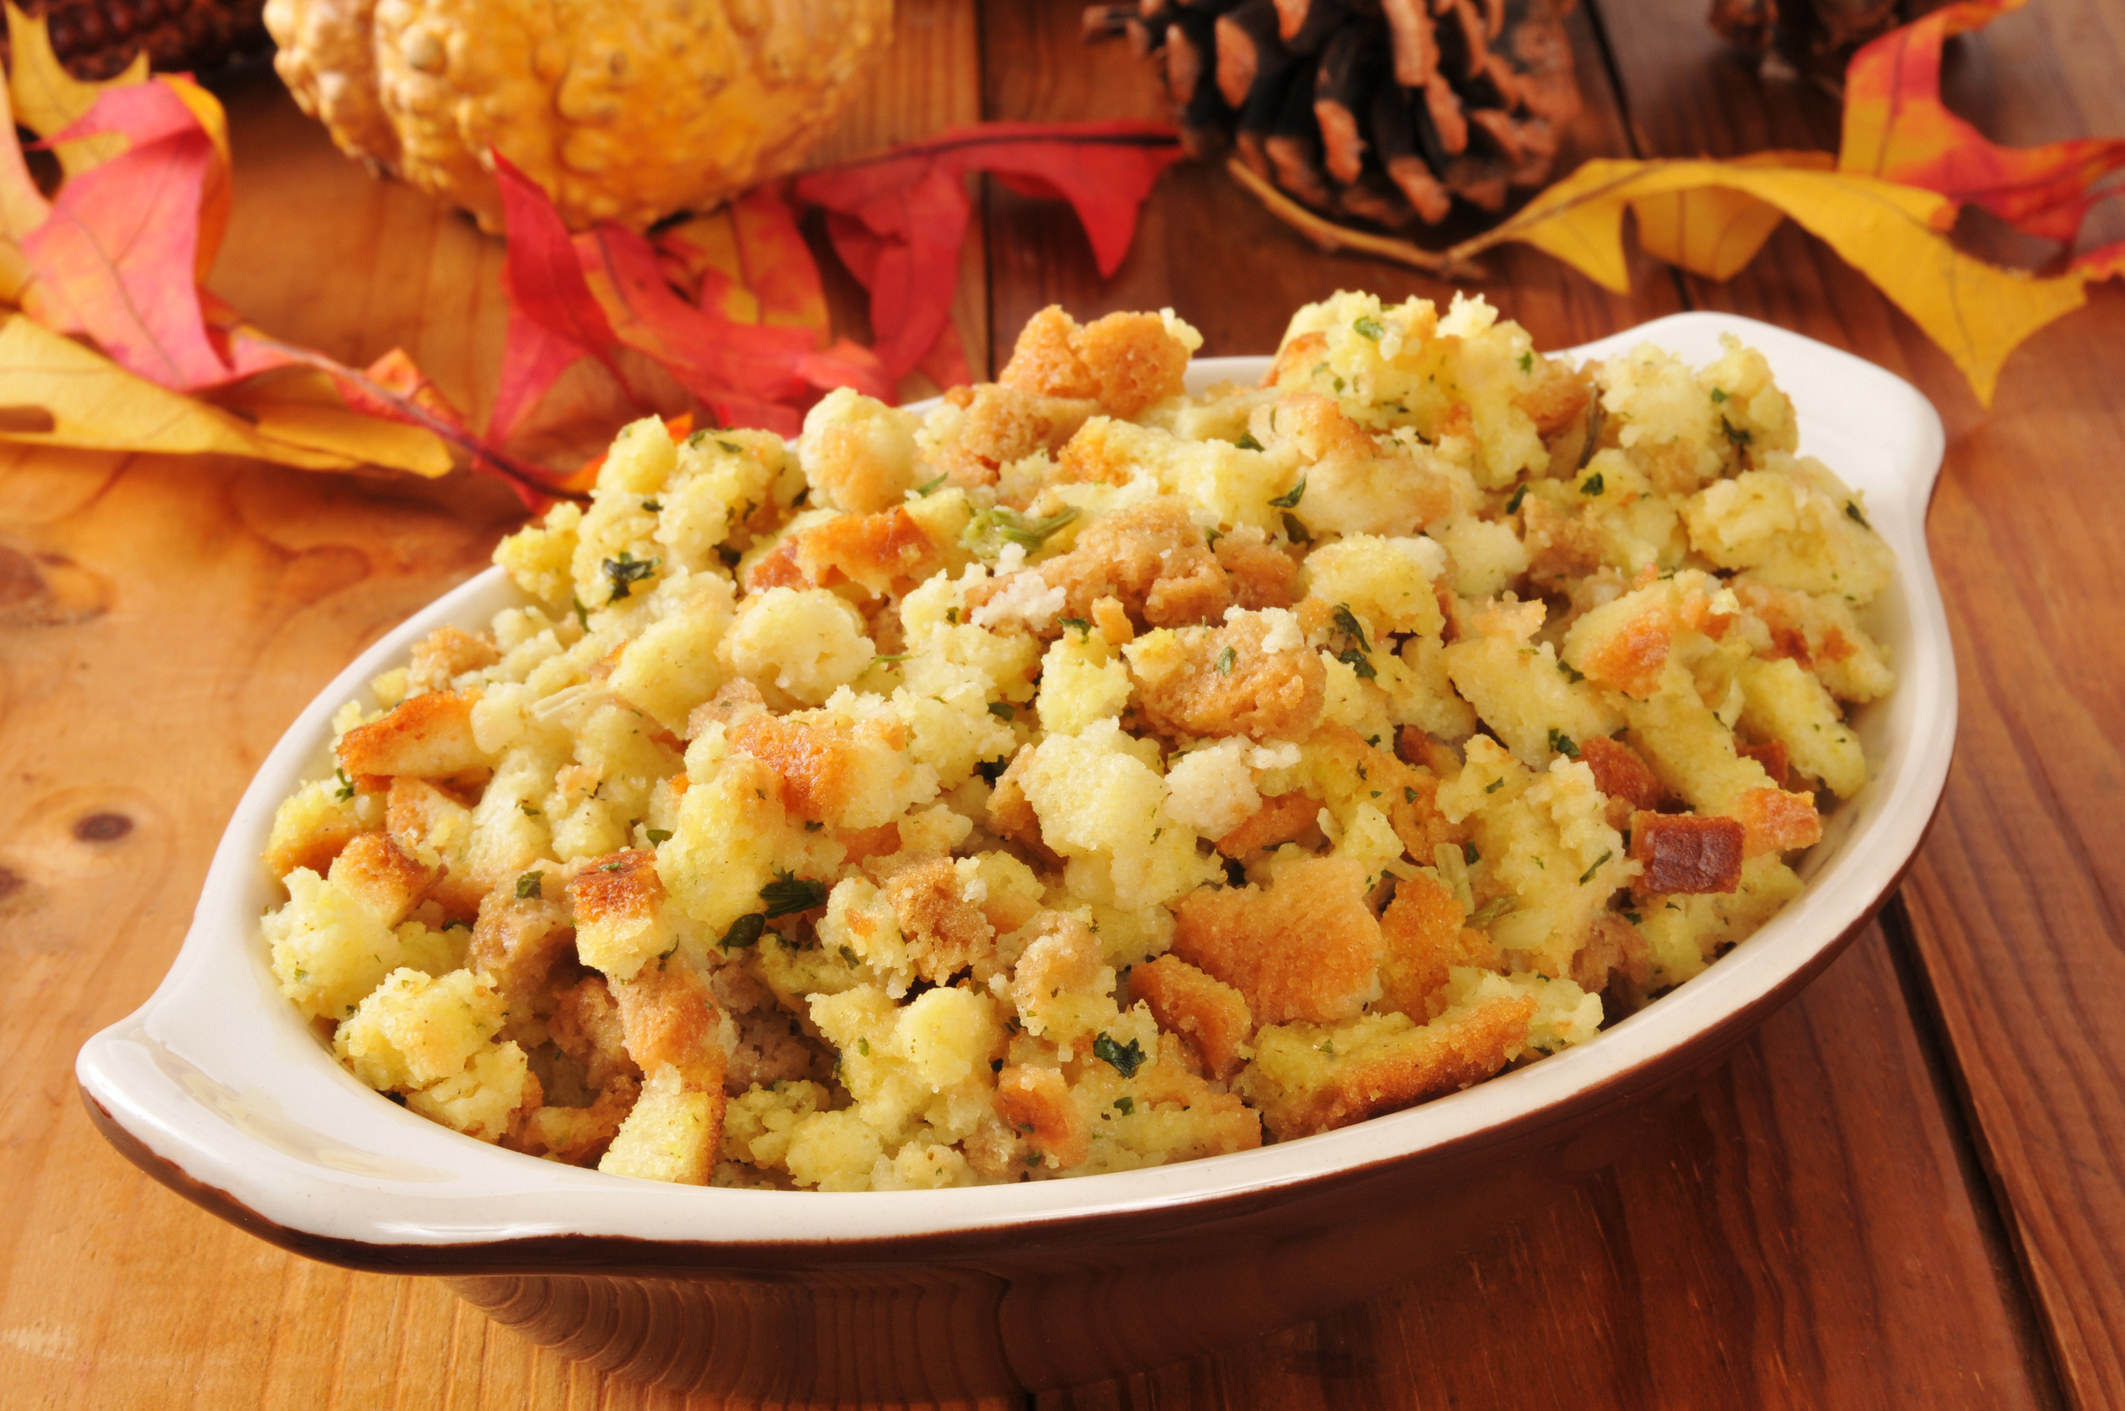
1586;3;2125;1403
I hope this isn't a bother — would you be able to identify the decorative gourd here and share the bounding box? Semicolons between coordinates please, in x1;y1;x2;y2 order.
264;0;895;231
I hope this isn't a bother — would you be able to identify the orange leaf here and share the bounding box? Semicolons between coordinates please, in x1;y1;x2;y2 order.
161;74;232;279
1840;0;2125;245
1453;157;2092;403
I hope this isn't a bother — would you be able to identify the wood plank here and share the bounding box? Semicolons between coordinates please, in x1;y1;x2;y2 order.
1044;929;2057;1410
1585;2;2125;1403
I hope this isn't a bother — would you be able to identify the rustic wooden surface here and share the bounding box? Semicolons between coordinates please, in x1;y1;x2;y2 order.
0;0;2117;1405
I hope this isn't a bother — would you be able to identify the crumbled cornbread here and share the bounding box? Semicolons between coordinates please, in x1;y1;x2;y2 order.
262;294;1893;1188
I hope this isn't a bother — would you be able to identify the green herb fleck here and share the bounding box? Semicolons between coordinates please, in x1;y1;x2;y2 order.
1579;849;1613;885
760;870;830;918
1845;501;1871;529
519;801;540;816
715;439;742;454
641;499;661;513
1060;617;1092;637
1091;1032;1146;1079
601;552;657;601
1723;422;1753;449
856;1037;871;1056
871;652;912;668
945;607;960;624
961;505;1080;561
1485;777;1504;794
1468;896;1518;926
1113;1096;1135;1116
1559;660;1586;684
1270;477;1307;508
333;767;356;802
1332;603;1372;653
1581;472;1605;497
1464;842;1481;865
1216;645;1237;676
1235;431;1265;452
1026;1153;1044;1169
720;913;766;950
988;701;1016;720
1709;387;1729;403
571;594;590;630
515;871;543;900
1353;315;1384;341
1338;648;1377;681
1624;911;1643;925
914;471;949;497
1518;351;1535;374
1332;374;1346;393
1282;512;1312;544
645;828;673;845
1505;484;1529;515
1404;787;1418;803
839;945;860;966
1548;728;1579;759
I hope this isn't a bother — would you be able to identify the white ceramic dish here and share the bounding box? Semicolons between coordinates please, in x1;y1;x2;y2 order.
78;312;1955;1396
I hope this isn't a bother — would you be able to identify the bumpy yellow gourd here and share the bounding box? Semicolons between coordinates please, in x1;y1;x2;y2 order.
265;0;894;231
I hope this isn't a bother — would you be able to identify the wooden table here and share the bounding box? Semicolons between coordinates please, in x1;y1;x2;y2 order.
5;1;2120;1405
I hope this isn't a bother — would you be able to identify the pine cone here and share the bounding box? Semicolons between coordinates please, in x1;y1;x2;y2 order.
1;0;269;82
1088;0;1583;230
1708;0;1951;79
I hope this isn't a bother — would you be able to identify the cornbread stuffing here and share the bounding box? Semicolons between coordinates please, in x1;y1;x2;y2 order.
261;292;1894;1189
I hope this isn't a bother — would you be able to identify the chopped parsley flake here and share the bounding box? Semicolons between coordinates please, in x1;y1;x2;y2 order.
1709;387;1729;403
1404;787;1418;803
760;870;830;918
1270;477;1307;508
1518;351;1535;374
571;594;590;630
914;471;949;497
1091;1032;1146;1079
514;871;543;900
1581;472;1605;496
1464;842;1480;865
719;913;765;950
600;552;657;601
1282;511;1312;544
856;1037;871;1056
1579;849;1613;885
1235;431;1265;452
1845;501;1871;529
1113;1096;1135;1115
1060;617;1092;637
716;439;742;454
1505;484;1529;515
1353;315;1385;340
1548;728;1580;759
962;505;1080;561
333;768;356;802
988;701;1016;720
1338;647;1377;681
1486;777;1505;793
1216;645;1237;675
1468;896;1519;926
645;828;673;844
1559;660;1586;684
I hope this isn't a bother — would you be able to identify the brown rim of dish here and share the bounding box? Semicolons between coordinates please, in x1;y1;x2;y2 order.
79;801;1937;1279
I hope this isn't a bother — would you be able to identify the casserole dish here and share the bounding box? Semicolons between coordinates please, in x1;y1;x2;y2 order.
77;311;1956;1398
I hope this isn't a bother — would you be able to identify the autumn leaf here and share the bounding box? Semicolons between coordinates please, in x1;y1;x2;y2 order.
794;122;1184;384
17;80;232;389
1841;0;2125;245
1629;151;1835;281
1450;157;2095;404
2;1;143;175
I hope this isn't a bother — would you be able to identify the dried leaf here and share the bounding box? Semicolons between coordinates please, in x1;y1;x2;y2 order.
1451;157;2093;403
657;189;831;334
1841;0;2125;245
2;1;145;174
795;122;1185;383
1630;151;1835;280
488;154;627;445
17;82;232;389
0;311;357;467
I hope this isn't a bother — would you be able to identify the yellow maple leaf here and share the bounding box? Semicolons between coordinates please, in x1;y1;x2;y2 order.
1442;156;2097;404
2;1;146;175
0;313;453;474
